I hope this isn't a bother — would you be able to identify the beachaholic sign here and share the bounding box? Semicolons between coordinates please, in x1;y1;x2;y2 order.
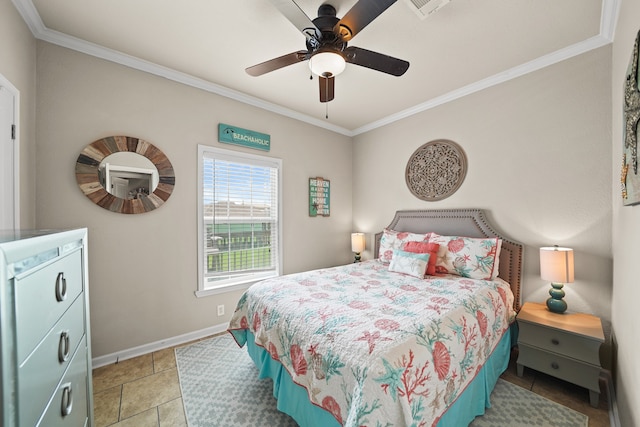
218;123;270;151
309;177;330;217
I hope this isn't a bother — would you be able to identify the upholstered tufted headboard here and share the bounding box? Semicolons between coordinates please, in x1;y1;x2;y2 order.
374;209;524;311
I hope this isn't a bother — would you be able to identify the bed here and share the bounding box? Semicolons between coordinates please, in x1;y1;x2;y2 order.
228;209;523;427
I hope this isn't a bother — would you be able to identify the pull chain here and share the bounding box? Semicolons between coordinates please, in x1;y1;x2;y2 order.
324;76;329;119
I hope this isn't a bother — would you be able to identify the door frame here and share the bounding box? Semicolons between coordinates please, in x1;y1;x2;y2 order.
0;72;20;230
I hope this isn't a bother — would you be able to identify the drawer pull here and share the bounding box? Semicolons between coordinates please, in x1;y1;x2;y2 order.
55;272;67;302
551;338;560;345
61;383;73;417
551;362;560;370
58;331;70;363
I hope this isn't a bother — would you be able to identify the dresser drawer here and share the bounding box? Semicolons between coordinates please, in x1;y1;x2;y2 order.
517;343;601;392
15;249;83;363
19;297;85;427
518;321;601;365
0;229;92;427
36;336;88;427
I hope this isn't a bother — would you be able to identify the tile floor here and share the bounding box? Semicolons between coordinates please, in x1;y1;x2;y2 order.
92;345;188;427
92;340;611;427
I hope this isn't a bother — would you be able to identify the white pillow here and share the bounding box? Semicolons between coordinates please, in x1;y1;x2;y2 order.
378;228;429;264
427;233;502;280
388;249;430;279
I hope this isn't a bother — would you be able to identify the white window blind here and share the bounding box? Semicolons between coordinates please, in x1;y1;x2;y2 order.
197;145;281;296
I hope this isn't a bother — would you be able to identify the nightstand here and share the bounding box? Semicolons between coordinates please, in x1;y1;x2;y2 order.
516;301;604;407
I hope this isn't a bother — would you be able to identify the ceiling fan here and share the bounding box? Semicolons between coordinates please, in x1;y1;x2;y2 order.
246;0;410;103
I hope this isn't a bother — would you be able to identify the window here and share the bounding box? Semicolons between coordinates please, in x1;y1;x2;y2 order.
197;145;282;296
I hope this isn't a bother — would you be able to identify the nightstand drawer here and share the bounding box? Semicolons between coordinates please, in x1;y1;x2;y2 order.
517;344;601;392
518;321;601;365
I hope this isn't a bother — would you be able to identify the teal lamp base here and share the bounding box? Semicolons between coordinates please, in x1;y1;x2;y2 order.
353;252;361;263
546;282;567;314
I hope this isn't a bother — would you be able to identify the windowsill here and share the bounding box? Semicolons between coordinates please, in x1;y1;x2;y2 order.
195;275;276;297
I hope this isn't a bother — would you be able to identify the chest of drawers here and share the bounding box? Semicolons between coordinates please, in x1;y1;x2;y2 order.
0;229;93;426
516;301;604;407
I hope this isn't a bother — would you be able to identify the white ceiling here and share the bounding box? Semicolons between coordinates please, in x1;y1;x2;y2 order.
13;0;615;136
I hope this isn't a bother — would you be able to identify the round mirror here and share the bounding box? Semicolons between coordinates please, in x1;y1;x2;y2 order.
75;136;175;214
99;152;159;199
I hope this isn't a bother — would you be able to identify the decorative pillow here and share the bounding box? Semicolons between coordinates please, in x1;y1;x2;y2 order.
402;241;440;276
427;233;502;280
378;228;429;264
388;249;430;279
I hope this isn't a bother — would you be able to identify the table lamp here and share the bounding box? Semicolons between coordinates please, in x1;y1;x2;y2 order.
351;233;365;263
540;246;574;314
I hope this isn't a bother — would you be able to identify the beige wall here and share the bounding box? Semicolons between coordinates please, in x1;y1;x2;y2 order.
353;47;613;365
611;2;640;426
12;2;630;418
35;42;353;358
0;0;36;227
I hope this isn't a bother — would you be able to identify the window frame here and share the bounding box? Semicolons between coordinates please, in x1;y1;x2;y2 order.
196;144;283;297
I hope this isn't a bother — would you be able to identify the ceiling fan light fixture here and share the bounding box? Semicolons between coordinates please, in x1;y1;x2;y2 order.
309;51;346;77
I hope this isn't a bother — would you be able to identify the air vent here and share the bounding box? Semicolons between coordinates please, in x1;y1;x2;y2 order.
404;0;451;19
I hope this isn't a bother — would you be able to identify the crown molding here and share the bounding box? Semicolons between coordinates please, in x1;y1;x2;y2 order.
10;0;44;36
12;0;617;137
10;1;355;137
600;0;621;41
353;34;612;135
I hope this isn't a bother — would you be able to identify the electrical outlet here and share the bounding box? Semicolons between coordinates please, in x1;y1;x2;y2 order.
217;305;225;316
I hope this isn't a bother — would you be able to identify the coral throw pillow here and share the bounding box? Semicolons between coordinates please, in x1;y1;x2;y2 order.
402;241;440;276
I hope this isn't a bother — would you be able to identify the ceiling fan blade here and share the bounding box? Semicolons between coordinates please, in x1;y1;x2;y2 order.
246;51;308;76
334;0;397;41
268;0;321;46
344;46;409;76
319;74;335;103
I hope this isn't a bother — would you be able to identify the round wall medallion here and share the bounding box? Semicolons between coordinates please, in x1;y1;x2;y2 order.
405;139;467;201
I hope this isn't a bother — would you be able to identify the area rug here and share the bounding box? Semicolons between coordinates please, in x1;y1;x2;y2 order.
175;334;588;427
469;380;588;427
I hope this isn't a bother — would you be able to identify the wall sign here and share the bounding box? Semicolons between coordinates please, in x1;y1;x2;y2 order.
309;177;330;217
218;123;270;151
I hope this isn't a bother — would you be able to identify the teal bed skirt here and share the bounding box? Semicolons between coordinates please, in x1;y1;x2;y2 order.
230;326;513;427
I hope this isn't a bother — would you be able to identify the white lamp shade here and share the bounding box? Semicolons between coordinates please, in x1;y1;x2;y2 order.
540;247;574;283
351;233;366;253
309;51;346;77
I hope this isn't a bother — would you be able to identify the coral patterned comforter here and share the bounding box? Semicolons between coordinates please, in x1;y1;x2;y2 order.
228;260;515;427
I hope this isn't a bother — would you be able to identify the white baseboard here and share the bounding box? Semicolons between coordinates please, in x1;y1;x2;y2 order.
91;322;229;369
601;370;621;427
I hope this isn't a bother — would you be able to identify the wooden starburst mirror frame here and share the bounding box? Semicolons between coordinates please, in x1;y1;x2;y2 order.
75;136;175;214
